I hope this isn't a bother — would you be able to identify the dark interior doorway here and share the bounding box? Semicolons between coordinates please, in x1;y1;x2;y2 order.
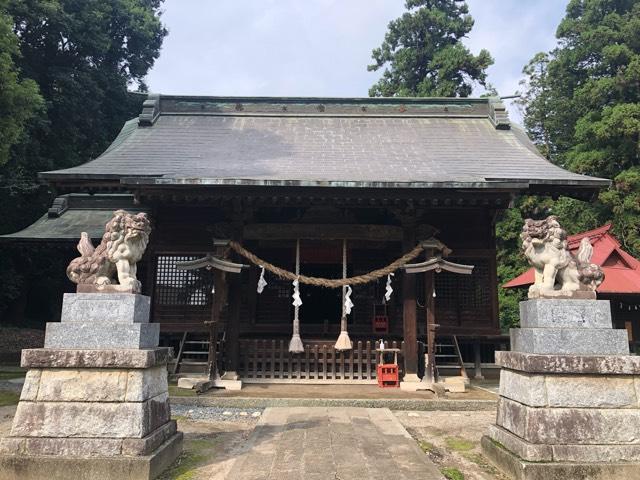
300;264;344;324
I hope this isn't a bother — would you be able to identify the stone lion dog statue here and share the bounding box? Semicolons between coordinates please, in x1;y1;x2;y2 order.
521;216;604;299
67;210;151;293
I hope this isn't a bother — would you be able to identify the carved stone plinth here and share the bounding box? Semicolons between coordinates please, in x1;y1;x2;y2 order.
483;300;640;480
0;294;182;480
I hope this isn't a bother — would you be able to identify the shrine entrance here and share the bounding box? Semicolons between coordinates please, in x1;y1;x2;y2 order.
299;264;342;326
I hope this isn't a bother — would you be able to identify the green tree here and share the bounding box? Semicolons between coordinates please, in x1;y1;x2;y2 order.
368;0;493;97
497;0;640;327
0;0;166;320
0;1;42;166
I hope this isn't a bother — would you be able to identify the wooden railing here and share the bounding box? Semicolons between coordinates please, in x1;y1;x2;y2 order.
238;339;404;384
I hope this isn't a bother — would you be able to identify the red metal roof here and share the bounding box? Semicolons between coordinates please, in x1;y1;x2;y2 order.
503;224;640;294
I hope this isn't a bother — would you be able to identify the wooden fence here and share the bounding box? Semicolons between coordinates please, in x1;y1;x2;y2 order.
238;339;404;384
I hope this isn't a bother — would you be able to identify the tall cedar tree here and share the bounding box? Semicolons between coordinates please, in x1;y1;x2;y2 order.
497;0;640;328
0;0;166;320
368;0;493;97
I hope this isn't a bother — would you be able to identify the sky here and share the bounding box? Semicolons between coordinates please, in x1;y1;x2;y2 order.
146;0;569;123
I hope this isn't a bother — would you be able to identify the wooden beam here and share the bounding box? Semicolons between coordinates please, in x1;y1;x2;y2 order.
403;257;474;275
243;223;404;241
175;254;248;273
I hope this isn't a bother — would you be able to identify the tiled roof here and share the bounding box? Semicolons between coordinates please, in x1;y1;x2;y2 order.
40;95;609;192
0;194;145;242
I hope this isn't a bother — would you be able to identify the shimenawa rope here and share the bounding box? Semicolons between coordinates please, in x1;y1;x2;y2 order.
228;241;424;288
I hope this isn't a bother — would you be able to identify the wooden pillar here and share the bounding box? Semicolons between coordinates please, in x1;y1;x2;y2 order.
402;229;419;382
424;267;437;383
474;341;484;380
207;270;227;381
223;271;242;379
223;204;245;380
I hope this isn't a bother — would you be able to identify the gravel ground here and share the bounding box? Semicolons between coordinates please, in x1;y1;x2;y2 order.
171;405;264;422
395;409;509;480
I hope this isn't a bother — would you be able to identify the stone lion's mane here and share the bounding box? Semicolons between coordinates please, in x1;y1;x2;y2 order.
521;216;571;266
521;215;604;293
67;210;150;287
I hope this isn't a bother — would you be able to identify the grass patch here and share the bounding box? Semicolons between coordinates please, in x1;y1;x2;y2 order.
0;390;20;406
169;385;197;397
0;367;25;381
418;440;436;453
163;451;208;480
440;467;465;480
162;438;217;480
462;452;499;474
444;436;475;452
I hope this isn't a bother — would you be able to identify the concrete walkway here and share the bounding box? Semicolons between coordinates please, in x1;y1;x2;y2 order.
226;407;444;480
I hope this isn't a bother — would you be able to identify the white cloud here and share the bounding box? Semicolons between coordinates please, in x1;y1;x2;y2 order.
147;0;569;122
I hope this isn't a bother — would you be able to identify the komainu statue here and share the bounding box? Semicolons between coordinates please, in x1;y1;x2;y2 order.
521;216;604;299
67;210;151;293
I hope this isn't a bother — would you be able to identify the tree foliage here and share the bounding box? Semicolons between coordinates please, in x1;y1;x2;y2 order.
0;0;166;320
0;1;42;166
368;0;493;97
497;0;640;328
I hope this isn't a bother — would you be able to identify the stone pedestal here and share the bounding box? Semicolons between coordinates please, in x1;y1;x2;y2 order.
482;299;640;480
0;294;182;480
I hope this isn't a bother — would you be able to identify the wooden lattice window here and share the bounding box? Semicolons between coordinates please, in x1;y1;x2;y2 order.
434;257;492;326
154;255;213;306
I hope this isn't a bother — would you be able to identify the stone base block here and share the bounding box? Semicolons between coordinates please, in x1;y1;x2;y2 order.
20;365;168;403
44;322;159;349
0;421;178;457
0;432;183;480
221;371;240;381
496;396;640;445
177;376;243;391
482;435;640;480
487;424;640;463
510;327;629;355
61;293;150;324
443;377;466;393
10;393;170;438
496;351;640;375
217;379;243;391
21;348;169;370
520;299;612;329
499;368;640;408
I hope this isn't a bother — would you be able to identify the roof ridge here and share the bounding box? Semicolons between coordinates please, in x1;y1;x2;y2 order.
567;223;613;244
133;92;514;128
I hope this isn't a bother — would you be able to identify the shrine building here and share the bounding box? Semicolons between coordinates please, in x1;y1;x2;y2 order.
2;95;609;385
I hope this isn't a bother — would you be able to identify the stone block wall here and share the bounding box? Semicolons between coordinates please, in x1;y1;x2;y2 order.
484;299;640;472
0;294;182;480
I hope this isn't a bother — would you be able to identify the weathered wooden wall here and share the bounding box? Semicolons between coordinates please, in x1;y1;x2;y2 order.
146;202;500;338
